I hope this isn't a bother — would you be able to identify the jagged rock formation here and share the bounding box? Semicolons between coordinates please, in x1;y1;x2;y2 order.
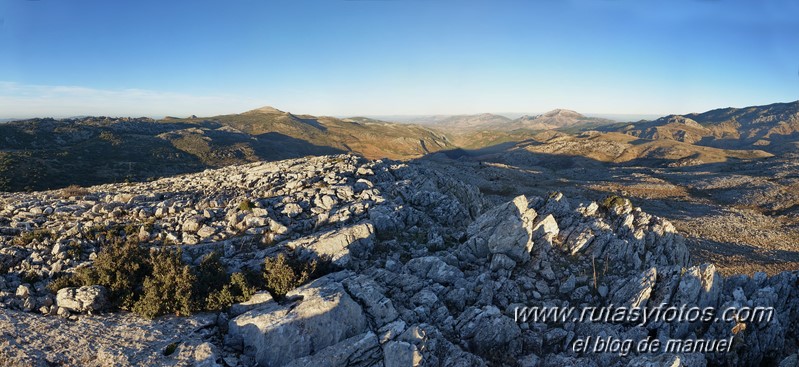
1;154;798;366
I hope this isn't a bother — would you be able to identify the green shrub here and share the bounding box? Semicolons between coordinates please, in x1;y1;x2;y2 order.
48;241;274;317
193;252;228;300
60;184;90;198
263;252;334;300
132;249;195;319
90;238;151;309
205;272;258;311
65;241;83;259
47;273;84;293
263;254;299;300
238;199;254;211
13;229;54;246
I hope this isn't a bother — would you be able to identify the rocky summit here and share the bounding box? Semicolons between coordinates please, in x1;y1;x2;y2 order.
1;154;798;366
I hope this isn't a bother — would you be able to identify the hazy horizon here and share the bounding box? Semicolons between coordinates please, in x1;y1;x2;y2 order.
1;102;788;124
1;1;798;118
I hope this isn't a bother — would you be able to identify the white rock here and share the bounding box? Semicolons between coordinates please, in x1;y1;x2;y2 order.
56;285;108;313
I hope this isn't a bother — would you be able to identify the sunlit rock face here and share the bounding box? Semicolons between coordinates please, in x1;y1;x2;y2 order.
1;154;798;367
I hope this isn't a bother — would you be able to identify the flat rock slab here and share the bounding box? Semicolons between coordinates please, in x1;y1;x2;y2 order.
228;271;369;367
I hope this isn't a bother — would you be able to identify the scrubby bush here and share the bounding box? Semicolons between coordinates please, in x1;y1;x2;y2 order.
132;249;195;319
88;238;151;309
13;229;54;246
47;237;150;309
46;273;83;293
263;254;300;300
238;199;254;211
191;252;258;311
60;184;90;198
193;252;228;302
600;195;631;212
205;272;258;311
46;238;335;318
263;252;334;300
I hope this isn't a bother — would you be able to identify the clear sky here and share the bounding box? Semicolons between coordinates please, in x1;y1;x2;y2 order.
1;0;798;118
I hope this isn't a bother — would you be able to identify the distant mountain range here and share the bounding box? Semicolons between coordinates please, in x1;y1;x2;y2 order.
1;101;798;192
465;101;799;168
0;107;452;191
401;109;615;133
600;100;799;154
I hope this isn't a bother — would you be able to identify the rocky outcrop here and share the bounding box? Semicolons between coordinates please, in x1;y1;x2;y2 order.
56;285;108;314
286;222;375;267
465;195;537;265
227;271;369;367
1;154;798;367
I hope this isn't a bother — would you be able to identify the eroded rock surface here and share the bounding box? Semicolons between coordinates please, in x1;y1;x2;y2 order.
1;154;798;366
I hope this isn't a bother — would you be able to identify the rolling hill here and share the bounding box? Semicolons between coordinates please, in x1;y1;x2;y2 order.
606;101;799;153
408;109;614;133
0;107;452;191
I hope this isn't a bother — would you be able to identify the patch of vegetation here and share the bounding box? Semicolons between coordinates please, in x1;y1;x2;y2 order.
133;249;195;319
47;273;85;293
20;270;43;285
263;252;334;300
46;240;263;318
600;195;631;211
238;199;254;211
82;238;151;309
163;341;180;356
47;233;332;318
65;241;83;259
205;272;258;311
98;130;122;146
0;152;12;191
13;229;54;246
191;252;257;311
192;252;228;301
60;184;90;198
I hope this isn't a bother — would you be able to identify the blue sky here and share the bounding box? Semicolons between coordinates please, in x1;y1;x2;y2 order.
1;0;798;118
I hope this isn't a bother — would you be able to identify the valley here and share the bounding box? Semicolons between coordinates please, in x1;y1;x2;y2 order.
2;100;799;366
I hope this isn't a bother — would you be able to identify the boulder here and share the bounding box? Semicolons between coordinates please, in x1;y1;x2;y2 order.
282;203;303;217
182;215;205;233
611;267;657;309
405;256;464;285
384;340;423;367
56;285;108;313
283;332;382;367
286;222;374;266
456;306;522;358
467;195;537;264
227;271;369;367
343;274;399;328
229;291;274;317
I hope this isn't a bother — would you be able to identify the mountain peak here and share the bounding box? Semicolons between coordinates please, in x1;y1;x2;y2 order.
247;106;285;114
542;109;583;118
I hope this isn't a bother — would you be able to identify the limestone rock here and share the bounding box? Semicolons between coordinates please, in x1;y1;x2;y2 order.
56;285;108;313
286;222;375;266
467;195;537;264
227;271;368;367
611;267;657;308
